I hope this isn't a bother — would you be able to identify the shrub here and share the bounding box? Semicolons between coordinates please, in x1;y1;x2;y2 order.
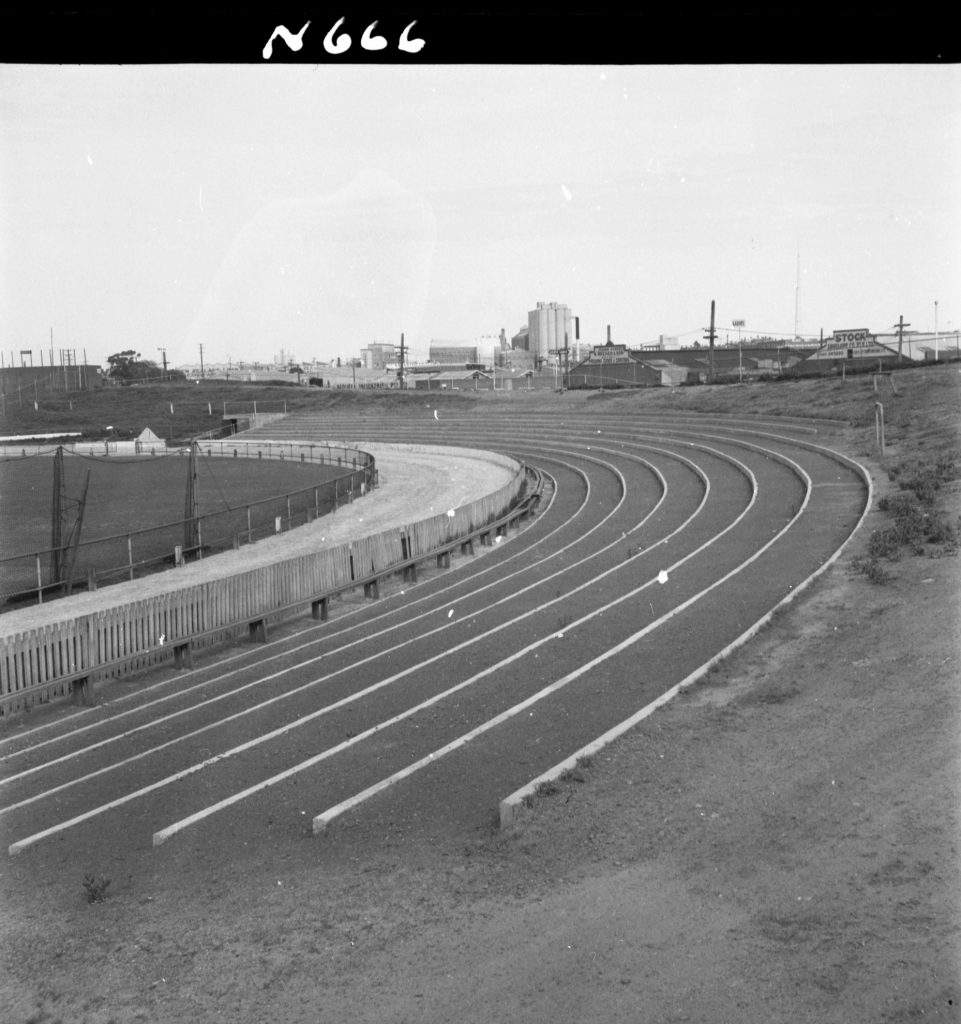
851;555;895;585
899;475;939;506
82;873;111;904
926;514;958;546
867;528;903;561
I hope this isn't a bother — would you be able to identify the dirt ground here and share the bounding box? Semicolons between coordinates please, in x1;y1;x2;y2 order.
1;367;959;1023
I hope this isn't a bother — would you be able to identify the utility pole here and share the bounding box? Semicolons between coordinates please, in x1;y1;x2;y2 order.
397;332;407;389
157;347;168;378
184;441;200;556
704;300;717;384
198;343;205;378
896;314;910;365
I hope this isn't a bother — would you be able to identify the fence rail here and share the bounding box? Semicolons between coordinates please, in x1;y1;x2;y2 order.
0;461;534;715
0;442;375;608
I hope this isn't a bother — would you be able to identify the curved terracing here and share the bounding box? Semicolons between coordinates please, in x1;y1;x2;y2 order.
0;400;871;860
0;441;526;713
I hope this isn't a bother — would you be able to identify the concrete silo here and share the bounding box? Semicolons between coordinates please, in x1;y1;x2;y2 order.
528;301;573;367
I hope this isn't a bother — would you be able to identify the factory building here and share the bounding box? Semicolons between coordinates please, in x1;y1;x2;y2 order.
511;325;530;351
360;342;397;370
795;328;926;375
567;342;666;388
428;341;479;366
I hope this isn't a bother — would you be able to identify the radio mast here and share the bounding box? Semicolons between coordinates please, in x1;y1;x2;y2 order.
794;248;801;342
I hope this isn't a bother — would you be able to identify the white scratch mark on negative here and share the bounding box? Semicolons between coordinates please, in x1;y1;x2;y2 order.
657;570;669;585
447;509;456;518
561;184;572;202
448;609;454;619
434;410;439;420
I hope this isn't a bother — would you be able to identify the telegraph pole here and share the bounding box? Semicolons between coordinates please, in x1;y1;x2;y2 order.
704;300;717;384
896;314;910;365
568;316;578;386
397;332;407;389
157;347;168;378
198;343;205;379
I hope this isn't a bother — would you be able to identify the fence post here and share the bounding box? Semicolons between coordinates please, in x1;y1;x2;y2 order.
127;535;134;580
36;554;43;604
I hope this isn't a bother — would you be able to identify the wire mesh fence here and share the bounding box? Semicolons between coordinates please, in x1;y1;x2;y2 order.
0;441;374;610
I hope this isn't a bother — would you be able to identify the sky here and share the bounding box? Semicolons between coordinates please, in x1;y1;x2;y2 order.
1;62;958;369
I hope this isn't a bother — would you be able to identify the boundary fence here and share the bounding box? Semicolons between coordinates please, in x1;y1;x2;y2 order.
0;460;534;715
0;442;374;608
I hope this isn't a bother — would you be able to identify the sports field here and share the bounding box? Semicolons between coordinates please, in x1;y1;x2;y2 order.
0;451;344;599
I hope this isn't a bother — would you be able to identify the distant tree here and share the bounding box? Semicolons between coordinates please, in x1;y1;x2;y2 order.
106;350;165;382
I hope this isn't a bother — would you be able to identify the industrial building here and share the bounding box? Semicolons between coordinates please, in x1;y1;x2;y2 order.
511;325;530;351
567;342;678;389
528;302;574;368
795;329;947;375
567;341;810;389
428;341;479;365
360;342;397;369
565;326;943;389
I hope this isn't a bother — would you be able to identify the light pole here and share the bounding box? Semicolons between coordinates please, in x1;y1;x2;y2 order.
732;319;745;382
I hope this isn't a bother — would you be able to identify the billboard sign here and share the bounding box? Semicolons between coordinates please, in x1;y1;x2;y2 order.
587;344;631;363
816;328;891;359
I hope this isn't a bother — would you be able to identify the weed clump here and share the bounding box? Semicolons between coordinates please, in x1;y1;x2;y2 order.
925;515;959;548
82;873;111;904
893;455;957;507
851;555;895;585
